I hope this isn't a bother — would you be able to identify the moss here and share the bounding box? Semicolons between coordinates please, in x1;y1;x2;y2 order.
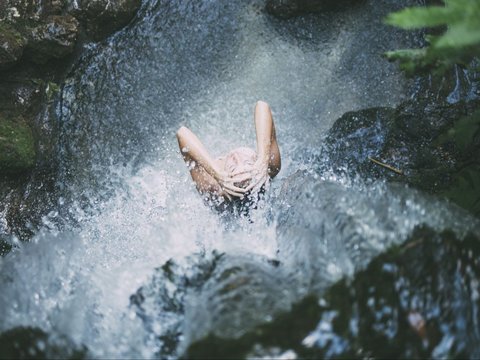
45;81;60;102
0;23;26;46
0;23;27;66
0;115;36;174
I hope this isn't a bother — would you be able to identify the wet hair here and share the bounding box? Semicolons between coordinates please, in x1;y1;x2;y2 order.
223;147;256;188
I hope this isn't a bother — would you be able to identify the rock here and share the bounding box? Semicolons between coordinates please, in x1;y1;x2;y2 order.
266;0;361;19
130;253;296;359
319;98;480;216
41;0;67;17
0;23;27;70
72;0;141;41
184;226;480;359
25;15;79;64
0;326;87;359
0;114;36;174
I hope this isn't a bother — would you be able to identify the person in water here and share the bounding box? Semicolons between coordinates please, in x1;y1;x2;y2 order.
176;100;281;202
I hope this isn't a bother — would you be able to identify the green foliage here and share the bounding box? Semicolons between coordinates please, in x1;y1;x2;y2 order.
384;0;480;75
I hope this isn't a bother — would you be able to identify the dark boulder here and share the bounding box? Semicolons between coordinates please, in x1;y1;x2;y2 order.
72;0;141;41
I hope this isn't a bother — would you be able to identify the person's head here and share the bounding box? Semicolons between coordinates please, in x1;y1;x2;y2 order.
223;147;256;187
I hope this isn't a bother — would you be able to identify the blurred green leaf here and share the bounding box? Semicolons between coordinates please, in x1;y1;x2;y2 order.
384;0;480;76
385;6;459;29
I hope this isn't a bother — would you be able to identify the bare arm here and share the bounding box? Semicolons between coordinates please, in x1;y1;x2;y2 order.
176;126;246;198
254;101;281;177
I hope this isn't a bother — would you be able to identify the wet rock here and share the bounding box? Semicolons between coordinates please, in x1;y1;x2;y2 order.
0;114;36;174
131;253;297;359
0;326;87;359
0;23;27;70
266;0;362;19
0;237;12;257
41;0;67;17
320;98;480;216
185;226;480;359
25;15;79;64
72;0;141;41
130;253;222;358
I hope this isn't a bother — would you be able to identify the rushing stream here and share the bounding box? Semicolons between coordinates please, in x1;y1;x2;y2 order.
1;0;479;358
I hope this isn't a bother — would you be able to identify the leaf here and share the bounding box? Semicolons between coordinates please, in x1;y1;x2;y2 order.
435;24;480;49
385;6;460;29
384;0;480;76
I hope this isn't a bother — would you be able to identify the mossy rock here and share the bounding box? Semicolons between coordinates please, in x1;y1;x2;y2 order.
0;23;27;69
0;115;36;174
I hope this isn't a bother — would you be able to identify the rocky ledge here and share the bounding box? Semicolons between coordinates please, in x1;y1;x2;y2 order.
0;0;141;173
0;0;141;244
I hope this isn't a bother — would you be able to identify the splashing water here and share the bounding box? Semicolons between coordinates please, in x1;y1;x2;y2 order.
1;0;478;358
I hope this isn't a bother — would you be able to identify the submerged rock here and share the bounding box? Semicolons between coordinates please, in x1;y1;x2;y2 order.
184;226;480;359
0;326;87;359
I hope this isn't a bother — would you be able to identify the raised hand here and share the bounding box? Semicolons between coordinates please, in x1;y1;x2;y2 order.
231;159;270;195
214;171;248;199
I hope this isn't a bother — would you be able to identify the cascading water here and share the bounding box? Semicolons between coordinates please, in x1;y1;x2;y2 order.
1;0;479;358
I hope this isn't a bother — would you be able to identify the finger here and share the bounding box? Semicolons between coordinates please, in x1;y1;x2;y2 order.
224;188;245;198
245;180;258;192
264;177;271;190
230;173;252;183
245;176;262;192
230;168;251;176
224;183;247;193
252;175;268;194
